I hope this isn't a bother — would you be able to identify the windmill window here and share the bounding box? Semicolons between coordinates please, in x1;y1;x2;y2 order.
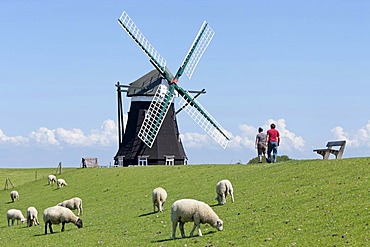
164;155;175;166
138;156;149;166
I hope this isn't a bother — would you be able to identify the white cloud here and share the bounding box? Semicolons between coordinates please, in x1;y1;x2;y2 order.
0;129;28;145
180;118;305;153
30;127;59;145
27;119;118;147
332;121;370;147
180;132;212;148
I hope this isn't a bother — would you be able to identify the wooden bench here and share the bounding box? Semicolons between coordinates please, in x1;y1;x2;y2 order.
313;140;346;160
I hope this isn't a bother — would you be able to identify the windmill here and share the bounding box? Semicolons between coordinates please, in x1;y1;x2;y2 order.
115;11;230;166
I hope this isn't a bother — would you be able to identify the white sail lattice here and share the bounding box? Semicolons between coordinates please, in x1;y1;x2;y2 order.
138;85;175;148
178;96;229;149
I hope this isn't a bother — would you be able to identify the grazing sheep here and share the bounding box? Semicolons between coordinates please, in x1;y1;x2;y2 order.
43;205;83;234
26;206;40;227
48;175;57;185
7;209;26;226
57;178;68;188
10;190;19;202
57;197;83;216
152;187;167;213
215;179;235;205
171;199;223;239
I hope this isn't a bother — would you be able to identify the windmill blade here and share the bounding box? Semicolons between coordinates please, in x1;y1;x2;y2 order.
138;84;175;148
175;84;230;149
176;21;215;80
118;11;167;74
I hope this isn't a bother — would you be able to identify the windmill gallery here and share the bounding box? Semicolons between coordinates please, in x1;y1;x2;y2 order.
113;11;230;167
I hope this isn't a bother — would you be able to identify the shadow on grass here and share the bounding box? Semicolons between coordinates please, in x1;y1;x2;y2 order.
138;211;156;217
154;231;216;243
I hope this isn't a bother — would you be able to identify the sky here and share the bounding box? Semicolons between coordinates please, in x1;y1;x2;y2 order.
1;1;370;168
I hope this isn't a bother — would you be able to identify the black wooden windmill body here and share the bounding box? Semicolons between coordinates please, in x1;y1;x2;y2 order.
114;11;230;166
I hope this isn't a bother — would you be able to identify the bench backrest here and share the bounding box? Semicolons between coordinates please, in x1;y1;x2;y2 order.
326;140;346;148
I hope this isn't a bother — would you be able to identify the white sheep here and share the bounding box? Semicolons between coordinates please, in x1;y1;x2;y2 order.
215;179;235;205
7;209;26;227
10;190;19;202
171;199;223;239
57;197;83;216
152;187;167;213
43;205;83;234
48;175;57;185
26;206;40;227
57;178;68;188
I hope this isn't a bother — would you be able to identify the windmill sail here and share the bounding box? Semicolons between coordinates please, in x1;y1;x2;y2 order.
179;21;215;80
118;11;167;74
138;84;175;148
175;84;230;148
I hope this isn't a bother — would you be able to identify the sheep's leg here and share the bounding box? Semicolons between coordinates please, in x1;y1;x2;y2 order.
189;223;196;236
197;225;202;237
221;194;226;205
179;222;186;238
190;222;202;237
12;219;15;226
231;192;235;203
44;223;48;234
61;222;65;232
49;223;54;234
171;220;178;240
8;219;10;227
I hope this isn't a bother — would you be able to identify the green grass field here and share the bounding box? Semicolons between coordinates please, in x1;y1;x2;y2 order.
1;158;369;246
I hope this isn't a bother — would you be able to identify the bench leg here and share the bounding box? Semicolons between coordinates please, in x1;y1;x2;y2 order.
323;151;330;160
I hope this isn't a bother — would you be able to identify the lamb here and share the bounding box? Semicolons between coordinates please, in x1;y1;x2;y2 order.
43;205;83;234
26;206;40;227
10;190;19;202
171;199;223;239
7;209;26;226
152;187;167;213
215;179;235;205
57;178;68;188
57;197;83;216
48;174;57;185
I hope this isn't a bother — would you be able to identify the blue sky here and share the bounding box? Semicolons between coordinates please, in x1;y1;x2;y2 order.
1;1;369;168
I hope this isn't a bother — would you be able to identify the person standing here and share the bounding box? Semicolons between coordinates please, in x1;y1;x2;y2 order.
255;127;267;163
266;123;280;163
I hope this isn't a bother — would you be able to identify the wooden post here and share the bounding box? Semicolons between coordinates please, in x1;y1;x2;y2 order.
4;177;14;190
55;162;62;175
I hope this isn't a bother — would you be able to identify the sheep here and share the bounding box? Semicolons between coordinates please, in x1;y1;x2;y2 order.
171;199;223;239
215;179;235;205
10;190;19;202
26;206;40;227
57;197;83;216
152;187;167;213
43;205;83;234
57;178;68;188
48;174;57;185
7;209;26;226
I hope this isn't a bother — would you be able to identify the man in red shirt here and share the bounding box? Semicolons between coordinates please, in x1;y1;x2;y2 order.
266;123;280;163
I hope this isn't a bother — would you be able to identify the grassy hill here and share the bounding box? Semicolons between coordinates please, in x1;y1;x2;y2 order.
1;158;369;246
